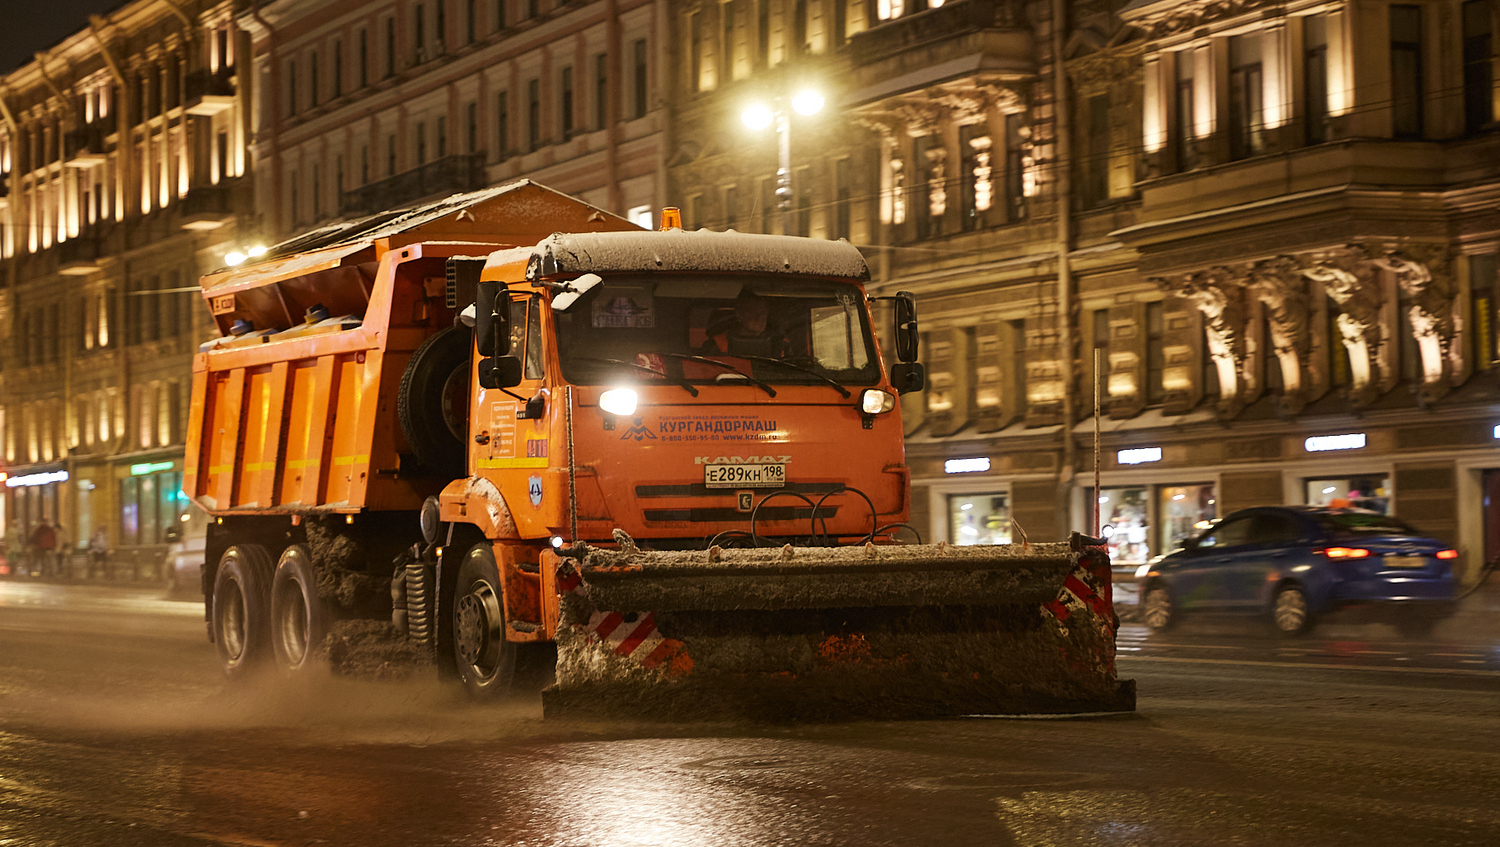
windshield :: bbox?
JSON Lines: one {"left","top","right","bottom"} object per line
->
{"left": 1313, "top": 511, "right": 1425, "bottom": 538}
{"left": 554, "top": 274, "right": 880, "bottom": 387}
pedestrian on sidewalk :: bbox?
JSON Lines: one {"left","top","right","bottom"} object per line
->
{"left": 31, "top": 520, "right": 57, "bottom": 578}
{"left": 88, "top": 526, "right": 111, "bottom": 579}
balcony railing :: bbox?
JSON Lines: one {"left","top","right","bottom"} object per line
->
{"left": 185, "top": 69, "right": 236, "bottom": 116}
{"left": 64, "top": 125, "right": 110, "bottom": 167}
{"left": 57, "top": 236, "right": 105, "bottom": 274}
{"left": 180, "top": 177, "right": 248, "bottom": 230}
{"left": 339, "top": 153, "right": 486, "bottom": 217}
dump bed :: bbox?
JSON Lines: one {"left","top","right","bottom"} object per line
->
{"left": 183, "top": 181, "right": 637, "bottom": 515}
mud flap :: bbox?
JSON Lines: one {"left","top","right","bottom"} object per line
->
{"left": 542, "top": 534, "right": 1136, "bottom": 722}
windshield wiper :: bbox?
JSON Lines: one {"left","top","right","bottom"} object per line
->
{"left": 567, "top": 356, "right": 699, "bottom": 397}
{"left": 658, "top": 353, "right": 777, "bottom": 397}
{"left": 733, "top": 355, "right": 851, "bottom": 398}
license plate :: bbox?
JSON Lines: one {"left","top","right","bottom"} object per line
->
{"left": 1384, "top": 555, "right": 1428, "bottom": 568}
{"left": 704, "top": 463, "right": 785, "bottom": 489}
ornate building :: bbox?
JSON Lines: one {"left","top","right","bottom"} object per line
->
{"left": 0, "top": 0, "right": 252, "bottom": 569}
{"left": 666, "top": 0, "right": 1499, "bottom": 580}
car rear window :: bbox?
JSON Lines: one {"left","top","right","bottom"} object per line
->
{"left": 1313, "top": 512, "right": 1424, "bottom": 538}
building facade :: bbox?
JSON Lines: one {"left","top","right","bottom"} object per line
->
{"left": 0, "top": 0, "right": 253, "bottom": 569}
{"left": 244, "top": 0, "right": 671, "bottom": 239}
{"left": 665, "top": 0, "right": 1499, "bottom": 582}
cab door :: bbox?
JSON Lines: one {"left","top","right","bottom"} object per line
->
{"left": 1169, "top": 515, "right": 1257, "bottom": 610}
{"left": 474, "top": 294, "right": 552, "bottom": 536}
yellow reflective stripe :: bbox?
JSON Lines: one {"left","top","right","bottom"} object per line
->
{"left": 208, "top": 465, "right": 232, "bottom": 475}
{"left": 477, "top": 457, "right": 549, "bottom": 469}
{"left": 332, "top": 454, "right": 369, "bottom": 466}
{"left": 245, "top": 462, "right": 276, "bottom": 471}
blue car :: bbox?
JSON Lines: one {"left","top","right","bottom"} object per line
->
{"left": 1136, "top": 506, "right": 1458, "bottom": 637}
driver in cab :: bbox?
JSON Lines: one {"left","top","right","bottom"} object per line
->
{"left": 701, "top": 295, "right": 782, "bottom": 357}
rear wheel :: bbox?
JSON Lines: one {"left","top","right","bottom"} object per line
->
{"left": 1142, "top": 585, "right": 1176, "bottom": 631}
{"left": 271, "top": 545, "right": 329, "bottom": 673}
{"left": 1272, "top": 585, "right": 1314, "bottom": 636}
{"left": 212, "top": 545, "right": 274, "bottom": 680}
{"left": 451, "top": 543, "right": 516, "bottom": 699}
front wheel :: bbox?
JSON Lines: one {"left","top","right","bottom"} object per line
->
{"left": 271, "top": 545, "right": 329, "bottom": 673}
{"left": 1142, "top": 585, "right": 1176, "bottom": 632}
{"left": 450, "top": 543, "right": 516, "bottom": 699}
{"left": 1272, "top": 585, "right": 1314, "bottom": 637}
{"left": 212, "top": 545, "right": 274, "bottom": 680}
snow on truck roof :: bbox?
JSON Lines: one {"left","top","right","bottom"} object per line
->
{"left": 520, "top": 228, "right": 870, "bottom": 280}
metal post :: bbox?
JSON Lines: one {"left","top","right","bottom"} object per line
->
{"left": 1093, "top": 347, "right": 1102, "bottom": 538}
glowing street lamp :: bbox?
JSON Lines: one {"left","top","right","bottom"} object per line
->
{"left": 741, "top": 88, "right": 824, "bottom": 233}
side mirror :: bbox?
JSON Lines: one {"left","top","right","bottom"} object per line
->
{"left": 889, "top": 362, "right": 925, "bottom": 395}
{"left": 474, "top": 281, "right": 511, "bottom": 357}
{"left": 892, "top": 290, "right": 919, "bottom": 363}
{"left": 521, "top": 390, "right": 546, "bottom": 420}
{"left": 478, "top": 355, "right": 524, "bottom": 390}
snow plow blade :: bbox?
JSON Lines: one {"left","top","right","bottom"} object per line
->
{"left": 542, "top": 533, "right": 1135, "bottom": 722}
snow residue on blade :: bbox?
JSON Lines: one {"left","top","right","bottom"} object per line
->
{"left": 538, "top": 229, "right": 869, "bottom": 279}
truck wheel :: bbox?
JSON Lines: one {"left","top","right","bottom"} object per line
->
{"left": 451, "top": 543, "right": 515, "bottom": 699}
{"left": 398, "top": 326, "right": 472, "bottom": 478}
{"left": 271, "top": 545, "right": 328, "bottom": 673}
{"left": 212, "top": 545, "right": 274, "bottom": 680}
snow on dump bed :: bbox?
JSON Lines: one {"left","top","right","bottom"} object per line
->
{"left": 533, "top": 228, "right": 869, "bottom": 279}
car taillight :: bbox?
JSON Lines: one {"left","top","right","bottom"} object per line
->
{"left": 1321, "top": 547, "right": 1371, "bottom": 559}
{"left": 1436, "top": 549, "right": 1458, "bottom": 560}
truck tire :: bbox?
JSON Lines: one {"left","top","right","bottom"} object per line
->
{"left": 271, "top": 545, "right": 328, "bottom": 674}
{"left": 398, "top": 326, "right": 472, "bottom": 478}
{"left": 451, "top": 542, "right": 516, "bottom": 699}
{"left": 212, "top": 544, "right": 274, "bottom": 681}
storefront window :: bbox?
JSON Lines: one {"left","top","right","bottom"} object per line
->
{"left": 1099, "top": 486, "right": 1150, "bottom": 565}
{"left": 120, "top": 477, "right": 140, "bottom": 545}
{"left": 949, "top": 493, "right": 1012, "bottom": 545}
{"left": 1159, "top": 484, "right": 1216, "bottom": 551}
{"left": 1306, "top": 475, "right": 1390, "bottom": 514}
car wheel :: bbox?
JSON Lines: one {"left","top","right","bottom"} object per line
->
{"left": 450, "top": 543, "right": 516, "bottom": 699}
{"left": 212, "top": 545, "right": 274, "bottom": 680}
{"left": 1142, "top": 585, "right": 1176, "bottom": 631}
{"left": 271, "top": 545, "right": 329, "bottom": 673}
{"left": 1272, "top": 585, "right": 1314, "bottom": 637}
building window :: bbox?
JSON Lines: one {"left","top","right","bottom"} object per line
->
{"left": 560, "top": 65, "right": 574, "bottom": 138}
{"left": 385, "top": 18, "right": 397, "bottom": 78}
{"left": 466, "top": 102, "right": 478, "bottom": 153}
{"left": 333, "top": 40, "right": 343, "bottom": 97}
{"left": 913, "top": 134, "right": 943, "bottom": 240}
{"left": 958, "top": 124, "right": 988, "bottom": 229}
{"left": 950, "top": 493, "right": 1011, "bottom": 545}
{"left": 1304, "top": 15, "right": 1330, "bottom": 144}
{"left": 1010, "top": 318, "right": 1028, "bottom": 416}
{"left": 756, "top": 0, "right": 770, "bottom": 68}
{"left": 1306, "top": 475, "right": 1390, "bottom": 513}
{"left": 415, "top": 3, "right": 427, "bottom": 61}
{"left": 1147, "top": 301, "right": 1165, "bottom": 404}
{"left": 359, "top": 30, "right": 369, "bottom": 88}
{"left": 877, "top": 0, "right": 905, "bottom": 22}
{"left": 309, "top": 51, "right": 319, "bottom": 107}
{"left": 1471, "top": 253, "right": 1499, "bottom": 371}
{"left": 495, "top": 0, "right": 507, "bottom": 31}
{"left": 690, "top": 11, "right": 704, "bottom": 92}
{"left": 387, "top": 134, "right": 397, "bottom": 176}
{"left": 527, "top": 0, "right": 538, "bottom": 20}
{"left": 1390, "top": 5, "right": 1424, "bottom": 138}
{"left": 723, "top": 184, "right": 739, "bottom": 228}
{"left": 1004, "top": 113, "right": 1025, "bottom": 221}
{"left": 632, "top": 39, "right": 648, "bottom": 119}
{"left": 833, "top": 157, "right": 852, "bottom": 240}
{"left": 437, "top": 116, "right": 447, "bottom": 158}
{"left": 497, "top": 90, "right": 510, "bottom": 157}
{"left": 467, "top": 0, "right": 478, "bottom": 44}
{"left": 1174, "top": 52, "right": 1197, "bottom": 170}
{"left": 527, "top": 78, "right": 541, "bottom": 151}
{"left": 416, "top": 122, "right": 428, "bottom": 165}
{"left": 287, "top": 60, "right": 298, "bottom": 116}
{"left": 722, "top": 1, "right": 737, "bottom": 83}
{"left": 1082, "top": 94, "right": 1110, "bottom": 206}
{"left": 594, "top": 52, "right": 608, "bottom": 130}
{"left": 793, "top": 0, "right": 808, "bottom": 57}
{"left": 1228, "top": 33, "right": 1265, "bottom": 160}
{"left": 1463, "top": 0, "right": 1495, "bottom": 133}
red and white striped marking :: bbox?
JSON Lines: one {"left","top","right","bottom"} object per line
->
{"left": 583, "top": 610, "right": 685, "bottom": 671}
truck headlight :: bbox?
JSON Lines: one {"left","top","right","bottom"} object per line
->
{"left": 599, "top": 388, "right": 638, "bottom": 417}
{"left": 860, "top": 389, "right": 895, "bottom": 415}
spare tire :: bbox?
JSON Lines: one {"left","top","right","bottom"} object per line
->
{"left": 398, "top": 325, "right": 473, "bottom": 478}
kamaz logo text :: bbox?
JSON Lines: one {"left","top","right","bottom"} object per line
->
{"left": 695, "top": 455, "right": 790, "bottom": 464}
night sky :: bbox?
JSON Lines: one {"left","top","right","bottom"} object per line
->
{"left": 1, "top": 0, "right": 131, "bottom": 76}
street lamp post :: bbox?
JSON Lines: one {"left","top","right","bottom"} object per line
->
{"left": 742, "top": 89, "right": 824, "bottom": 235}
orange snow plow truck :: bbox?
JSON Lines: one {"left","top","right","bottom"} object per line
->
{"left": 184, "top": 181, "right": 1134, "bottom": 721}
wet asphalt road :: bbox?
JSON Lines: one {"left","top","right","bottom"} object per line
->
{"left": 2, "top": 581, "right": 1498, "bottom": 846}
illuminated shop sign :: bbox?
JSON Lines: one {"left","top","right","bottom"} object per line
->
{"left": 1116, "top": 447, "right": 1162, "bottom": 465}
{"left": 1494, "top": 424, "right": 1499, "bottom": 439}
{"left": 130, "top": 461, "right": 176, "bottom": 476}
{"left": 1304, "top": 433, "right": 1366, "bottom": 452}
{"left": 944, "top": 457, "right": 991, "bottom": 474}
{"left": 4, "top": 470, "right": 70, "bottom": 488}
